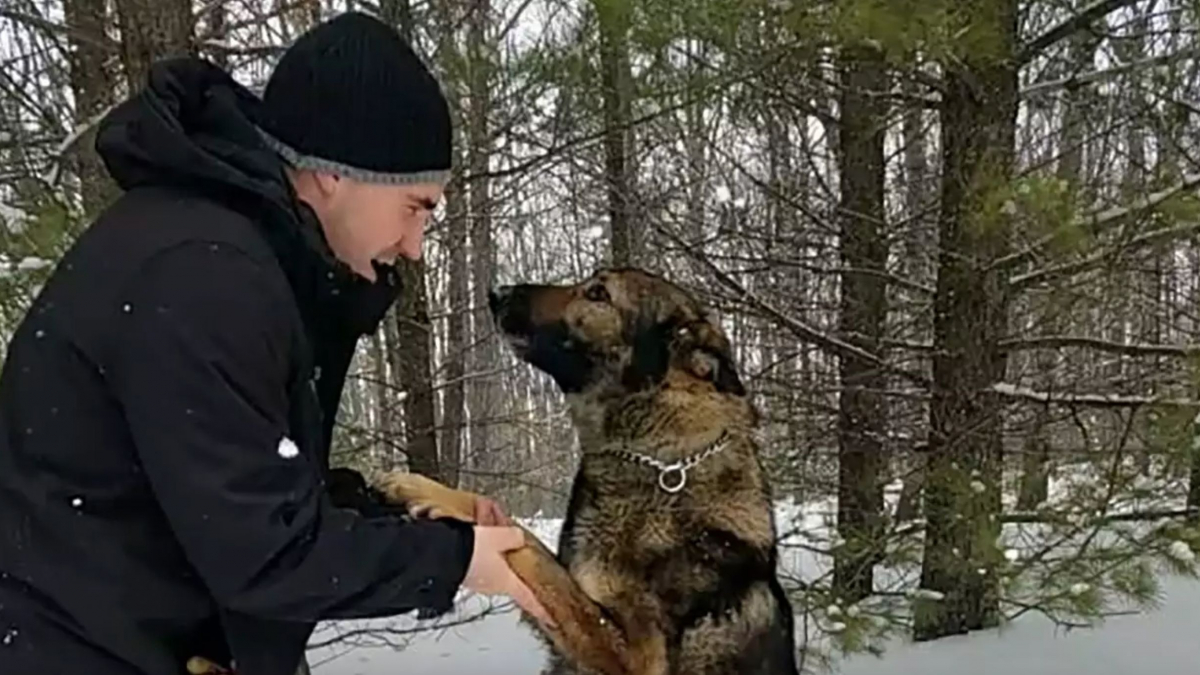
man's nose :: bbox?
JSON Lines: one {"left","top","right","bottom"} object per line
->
{"left": 399, "top": 221, "right": 426, "bottom": 261}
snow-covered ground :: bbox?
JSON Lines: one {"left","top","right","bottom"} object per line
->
{"left": 307, "top": 501, "right": 1200, "bottom": 674}
{"left": 310, "top": 577, "right": 1200, "bottom": 675}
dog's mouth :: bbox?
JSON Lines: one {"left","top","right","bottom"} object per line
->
{"left": 487, "top": 285, "right": 535, "bottom": 351}
{"left": 488, "top": 284, "right": 597, "bottom": 393}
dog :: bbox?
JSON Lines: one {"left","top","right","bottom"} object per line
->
{"left": 376, "top": 267, "right": 799, "bottom": 674}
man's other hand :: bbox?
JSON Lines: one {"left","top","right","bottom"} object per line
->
{"left": 472, "top": 496, "right": 512, "bottom": 526}
{"left": 463, "top": 526, "right": 557, "bottom": 629}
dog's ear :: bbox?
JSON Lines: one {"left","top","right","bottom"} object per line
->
{"left": 695, "top": 348, "right": 747, "bottom": 395}
{"left": 675, "top": 321, "right": 746, "bottom": 396}
{"left": 622, "top": 316, "right": 675, "bottom": 390}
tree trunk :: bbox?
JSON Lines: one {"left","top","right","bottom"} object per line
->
{"left": 433, "top": 0, "right": 466, "bottom": 490}
{"left": 380, "top": 0, "right": 443, "bottom": 483}
{"left": 443, "top": 173, "right": 468, "bottom": 489}
{"left": 1018, "top": 16, "right": 1098, "bottom": 510}
{"left": 833, "top": 42, "right": 888, "bottom": 604}
{"left": 914, "top": 0, "right": 1018, "bottom": 641}
{"left": 467, "top": 0, "right": 499, "bottom": 492}
{"left": 369, "top": 330, "right": 390, "bottom": 465}
{"left": 64, "top": 0, "right": 118, "bottom": 219}
{"left": 206, "top": 1, "right": 229, "bottom": 70}
{"left": 595, "top": 0, "right": 635, "bottom": 266}
{"left": 894, "top": 75, "right": 932, "bottom": 523}
{"left": 114, "top": 0, "right": 193, "bottom": 91}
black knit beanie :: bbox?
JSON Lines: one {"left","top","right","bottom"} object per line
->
{"left": 257, "top": 11, "right": 451, "bottom": 185}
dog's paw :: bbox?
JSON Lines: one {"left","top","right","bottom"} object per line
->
{"left": 186, "top": 657, "right": 232, "bottom": 674}
{"left": 372, "top": 471, "right": 476, "bottom": 522}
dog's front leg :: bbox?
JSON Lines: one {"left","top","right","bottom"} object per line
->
{"left": 373, "top": 471, "right": 638, "bottom": 675}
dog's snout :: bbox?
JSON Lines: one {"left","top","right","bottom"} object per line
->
{"left": 488, "top": 285, "right": 515, "bottom": 315}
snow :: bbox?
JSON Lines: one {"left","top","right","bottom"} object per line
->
{"left": 827, "top": 575, "right": 1200, "bottom": 675}
{"left": 298, "top": 491, "right": 1200, "bottom": 674}
{"left": 0, "top": 202, "right": 27, "bottom": 231}
{"left": 0, "top": 256, "right": 53, "bottom": 277}
{"left": 1167, "top": 540, "right": 1195, "bottom": 563}
{"left": 991, "top": 381, "right": 1198, "bottom": 407}
{"left": 17, "top": 257, "right": 49, "bottom": 271}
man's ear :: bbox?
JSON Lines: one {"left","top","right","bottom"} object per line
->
{"left": 314, "top": 171, "right": 341, "bottom": 196}
{"left": 622, "top": 317, "right": 675, "bottom": 390}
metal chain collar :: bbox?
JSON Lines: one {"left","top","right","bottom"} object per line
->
{"left": 599, "top": 431, "right": 733, "bottom": 494}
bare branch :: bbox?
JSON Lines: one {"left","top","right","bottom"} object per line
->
{"left": 1018, "top": 0, "right": 1142, "bottom": 64}
{"left": 1002, "top": 508, "right": 1199, "bottom": 524}
{"left": 651, "top": 222, "right": 931, "bottom": 390}
{"left": 1021, "top": 48, "right": 1200, "bottom": 99}
{"left": 198, "top": 39, "right": 287, "bottom": 59}
{"left": 999, "top": 335, "right": 1200, "bottom": 357}
{"left": 0, "top": 7, "right": 118, "bottom": 53}
{"left": 40, "top": 103, "right": 118, "bottom": 189}
{"left": 992, "top": 383, "right": 1200, "bottom": 409}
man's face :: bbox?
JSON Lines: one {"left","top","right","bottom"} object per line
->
{"left": 308, "top": 173, "right": 444, "bottom": 281}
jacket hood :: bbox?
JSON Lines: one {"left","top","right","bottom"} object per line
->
{"left": 94, "top": 56, "right": 401, "bottom": 338}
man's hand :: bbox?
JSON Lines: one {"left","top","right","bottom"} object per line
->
{"left": 473, "top": 495, "right": 512, "bottom": 526}
{"left": 463, "top": 525, "right": 557, "bottom": 629}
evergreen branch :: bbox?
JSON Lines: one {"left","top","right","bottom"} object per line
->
{"left": 993, "top": 170, "right": 1200, "bottom": 273}
{"left": 1010, "top": 220, "right": 1200, "bottom": 290}
{"left": 1018, "top": 0, "right": 1142, "bottom": 64}
{"left": 1003, "top": 598, "right": 1140, "bottom": 629}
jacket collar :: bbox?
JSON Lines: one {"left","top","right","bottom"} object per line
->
{"left": 94, "top": 56, "right": 401, "bottom": 339}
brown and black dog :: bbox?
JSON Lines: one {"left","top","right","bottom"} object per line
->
{"left": 376, "top": 267, "right": 799, "bottom": 675}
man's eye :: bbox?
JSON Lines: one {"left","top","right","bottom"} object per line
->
{"left": 584, "top": 285, "right": 610, "bottom": 302}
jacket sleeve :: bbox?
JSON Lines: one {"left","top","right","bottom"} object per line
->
{"left": 106, "top": 241, "right": 474, "bottom": 622}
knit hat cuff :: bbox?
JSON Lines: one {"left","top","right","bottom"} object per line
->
{"left": 257, "top": 127, "right": 451, "bottom": 186}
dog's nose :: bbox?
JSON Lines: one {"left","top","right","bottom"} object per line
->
{"left": 488, "top": 285, "right": 514, "bottom": 315}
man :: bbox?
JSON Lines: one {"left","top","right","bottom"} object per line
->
{"left": 0, "top": 11, "right": 548, "bottom": 675}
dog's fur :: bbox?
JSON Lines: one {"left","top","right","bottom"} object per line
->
{"left": 375, "top": 267, "right": 799, "bottom": 675}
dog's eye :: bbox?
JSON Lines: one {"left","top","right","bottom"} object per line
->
{"left": 584, "top": 285, "right": 610, "bottom": 303}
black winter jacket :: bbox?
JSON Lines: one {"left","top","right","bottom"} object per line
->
{"left": 0, "top": 57, "right": 474, "bottom": 675}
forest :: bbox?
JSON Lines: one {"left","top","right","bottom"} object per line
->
{"left": 1, "top": 0, "right": 1199, "bottom": 670}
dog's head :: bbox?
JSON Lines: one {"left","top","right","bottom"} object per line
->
{"left": 487, "top": 268, "right": 745, "bottom": 400}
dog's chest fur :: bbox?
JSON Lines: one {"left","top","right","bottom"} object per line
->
{"left": 556, "top": 447, "right": 780, "bottom": 644}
